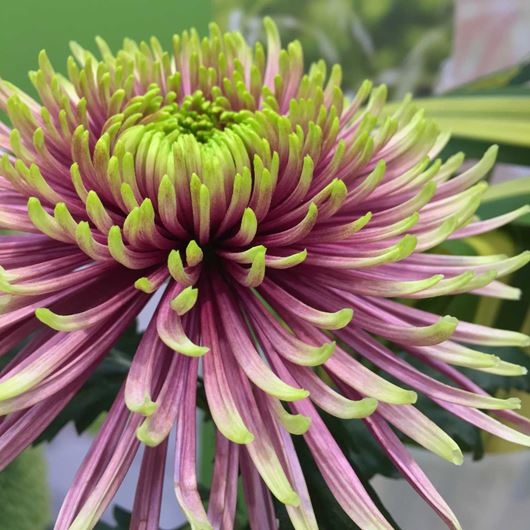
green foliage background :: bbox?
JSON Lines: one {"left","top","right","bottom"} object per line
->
{"left": 214, "top": 0, "right": 453, "bottom": 97}
{"left": 0, "top": 447, "right": 50, "bottom": 530}
{"left": 0, "top": 0, "right": 212, "bottom": 93}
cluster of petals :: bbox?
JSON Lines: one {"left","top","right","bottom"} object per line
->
{"left": 0, "top": 18, "right": 529, "bottom": 530}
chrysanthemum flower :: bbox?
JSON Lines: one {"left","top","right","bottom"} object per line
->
{"left": 0, "top": 18, "right": 529, "bottom": 530}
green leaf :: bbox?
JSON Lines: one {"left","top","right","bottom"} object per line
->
{"left": 415, "top": 96, "right": 530, "bottom": 147}
{"left": 384, "top": 59, "right": 530, "bottom": 166}
{"left": 445, "top": 59, "right": 530, "bottom": 94}
{"left": 0, "top": 447, "right": 51, "bottom": 530}
{"left": 386, "top": 93, "right": 530, "bottom": 148}
{"left": 323, "top": 413, "right": 400, "bottom": 480}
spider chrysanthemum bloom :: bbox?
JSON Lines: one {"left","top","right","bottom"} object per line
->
{"left": 0, "top": 18, "right": 530, "bottom": 530}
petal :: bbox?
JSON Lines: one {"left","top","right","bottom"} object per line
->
{"left": 207, "top": 432, "right": 240, "bottom": 530}
{"left": 173, "top": 358, "right": 212, "bottom": 529}
{"left": 130, "top": 441, "right": 168, "bottom": 530}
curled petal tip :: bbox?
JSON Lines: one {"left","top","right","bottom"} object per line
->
{"left": 134, "top": 277, "right": 156, "bottom": 293}
{"left": 283, "top": 413, "right": 312, "bottom": 435}
{"left": 237, "top": 431, "right": 255, "bottom": 445}
{"left": 35, "top": 307, "right": 85, "bottom": 332}
{"left": 166, "top": 339, "right": 208, "bottom": 357}
{"left": 136, "top": 421, "right": 164, "bottom": 448}
{"left": 35, "top": 307, "right": 57, "bottom": 329}
{"left": 520, "top": 335, "right": 530, "bottom": 347}
{"left": 282, "top": 490, "right": 301, "bottom": 508}
{"left": 405, "top": 391, "right": 418, "bottom": 405}
{"left": 278, "top": 386, "right": 310, "bottom": 403}
{"left": 313, "top": 341, "right": 336, "bottom": 365}
{"left": 506, "top": 398, "right": 522, "bottom": 410}
{"left": 170, "top": 286, "right": 199, "bottom": 315}
{"left": 485, "top": 143, "right": 499, "bottom": 160}
{"left": 125, "top": 396, "right": 158, "bottom": 417}
{"left": 356, "top": 397, "right": 379, "bottom": 418}
{"left": 327, "top": 307, "right": 353, "bottom": 330}
{"left": 451, "top": 449, "right": 464, "bottom": 466}
{"left": 186, "top": 240, "right": 203, "bottom": 267}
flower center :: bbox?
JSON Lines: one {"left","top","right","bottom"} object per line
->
{"left": 140, "top": 90, "right": 248, "bottom": 144}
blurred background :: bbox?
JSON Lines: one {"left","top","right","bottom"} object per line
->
{"left": 1, "top": 0, "right": 530, "bottom": 529}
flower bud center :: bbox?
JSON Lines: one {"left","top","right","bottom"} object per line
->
{"left": 143, "top": 90, "right": 246, "bottom": 143}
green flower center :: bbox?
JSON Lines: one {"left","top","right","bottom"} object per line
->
{"left": 142, "top": 90, "right": 248, "bottom": 144}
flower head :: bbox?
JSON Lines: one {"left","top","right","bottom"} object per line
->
{"left": 0, "top": 19, "right": 529, "bottom": 530}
